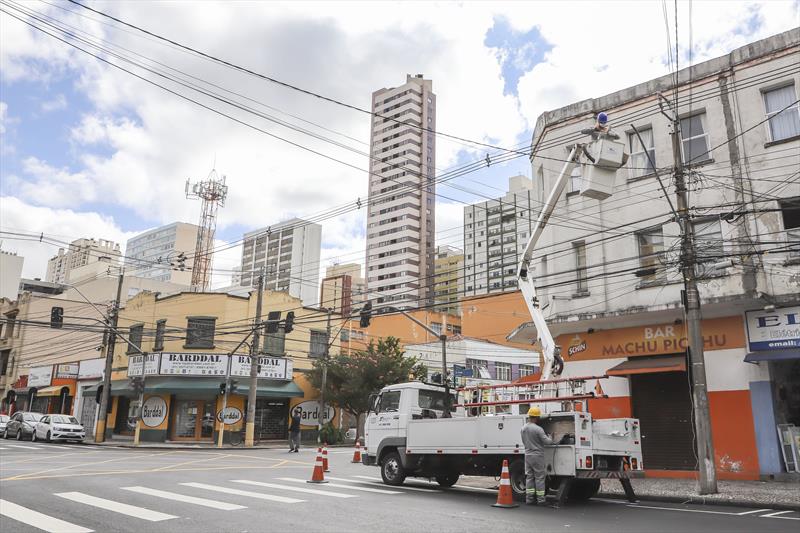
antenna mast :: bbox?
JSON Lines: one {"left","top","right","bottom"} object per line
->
{"left": 186, "top": 169, "right": 228, "bottom": 291}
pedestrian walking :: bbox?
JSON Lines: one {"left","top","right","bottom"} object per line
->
{"left": 289, "top": 406, "right": 302, "bottom": 452}
{"left": 520, "top": 406, "right": 553, "bottom": 505}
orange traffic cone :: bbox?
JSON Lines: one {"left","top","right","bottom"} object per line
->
{"left": 352, "top": 441, "right": 362, "bottom": 463}
{"left": 322, "top": 444, "right": 330, "bottom": 472}
{"left": 307, "top": 447, "right": 328, "bottom": 484}
{"left": 492, "top": 459, "right": 519, "bottom": 508}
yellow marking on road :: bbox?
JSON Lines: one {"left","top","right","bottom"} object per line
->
{"left": 0, "top": 463, "right": 310, "bottom": 482}
{"left": 153, "top": 454, "right": 227, "bottom": 471}
{"left": 3, "top": 451, "right": 176, "bottom": 481}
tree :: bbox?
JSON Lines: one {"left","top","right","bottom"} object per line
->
{"left": 308, "top": 336, "right": 426, "bottom": 442}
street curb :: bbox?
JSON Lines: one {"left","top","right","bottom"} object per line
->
{"left": 598, "top": 491, "right": 800, "bottom": 512}
{"left": 81, "top": 442, "right": 355, "bottom": 450}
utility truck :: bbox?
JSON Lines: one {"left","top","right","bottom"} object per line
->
{"left": 363, "top": 117, "right": 643, "bottom": 504}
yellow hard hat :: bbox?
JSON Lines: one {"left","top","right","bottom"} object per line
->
{"left": 527, "top": 407, "right": 541, "bottom": 417}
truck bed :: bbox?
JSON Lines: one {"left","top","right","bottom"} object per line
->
{"left": 406, "top": 415, "right": 527, "bottom": 454}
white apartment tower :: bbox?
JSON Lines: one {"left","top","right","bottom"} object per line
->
{"left": 366, "top": 74, "right": 436, "bottom": 311}
{"left": 46, "top": 238, "right": 121, "bottom": 284}
{"left": 239, "top": 218, "right": 322, "bottom": 306}
{"left": 125, "top": 222, "right": 199, "bottom": 286}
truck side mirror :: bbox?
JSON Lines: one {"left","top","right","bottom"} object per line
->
{"left": 368, "top": 393, "right": 378, "bottom": 414}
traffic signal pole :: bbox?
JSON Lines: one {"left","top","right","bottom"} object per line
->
{"left": 318, "top": 308, "right": 332, "bottom": 443}
{"left": 95, "top": 269, "right": 124, "bottom": 443}
{"left": 217, "top": 358, "right": 231, "bottom": 448}
{"left": 244, "top": 268, "right": 264, "bottom": 447}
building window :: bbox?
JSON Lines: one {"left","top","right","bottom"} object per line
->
{"left": 453, "top": 325, "right": 462, "bottom": 335}
{"left": 309, "top": 330, "right": 328, "bottom": 358}
{"left": 628, "top": 127, "right": 656, "bottom": 178}
{"left": 495, "top": 362, "right": 511, "bottom": 381}
{"left": 185, "top": 317, "right": 216, "bottom": 348}
{"left": 569, "top": 165, "right": 582, "bottom": 193}
{"left": 519, "top": 364, "right": 536, "bottom": 377}
{"left": 127, "top": 325, "right": 143, "bottom": 354}
{"left": 0, "top": 349, "right": 9, "bottom": 376}
{"left": 430, "top": 322, "right": 442, "bottom": 335}
{"left": 263, "top": 326, "right": 286, "bottom": 355}
{"left": 153, "top": 320, "right": 166, "bottom": 351}
{"left": 469, "top": 359, "right": 488, "bottom": 376}
{"left": 763, "top": 85, "right": 800, "bottom": 142}
{"left": 636, "top": 227, "right": 665, "bottom": 282}
{"left": 779, "top": 197, "right": 800, "bottom": 259}
{"left": 680, "top": 113, "right": 711, "bottom": 164}
{"left": 692, "top": 219, "right": 724, "bottom": 276}
{"left": 573, "top": 241, "right": 588, "bottom": 294}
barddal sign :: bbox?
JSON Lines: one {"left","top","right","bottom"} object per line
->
{"left": 295, "top": 400, "right": 334, "bottom": 428}
{"left": 230, "top": 355, "right": 292, "bottom": 380}
{"left": 141, "top": 396, "right": 167, "bottom": 427}
{"left": 127, "top": 354, "right": 161, "bottom": 377}
{"left": 217, "top": 406, "right": 243, "bottom": 425}
{"left": 745, "top": 305, "right": 799, "bottom": 351}
{"left": 160, "top": 353, "right": 227, "bottom": 376}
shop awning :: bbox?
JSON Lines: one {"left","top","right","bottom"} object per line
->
{"left": 237, "top": 380, "right": 304, "bottom": 398}
{"left": 744, "top": 349, "right": 800, "bottom": 363}
{"left": 35, "top": 384, "right": 76, "bottom": 397}
{"left": 82, "top": 381, "right": 129, "bottom": 395}
{"left": 606, "top": 356, "right": 686, "bottom": 376}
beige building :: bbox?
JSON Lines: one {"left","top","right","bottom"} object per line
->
{"left": 46, "top": 238, "right": 121, "bottom": 284}
{"left": 125, "top": 222, "right": 199, "bottom": 286}
{"left": 319, "top": 263, "right": 366, "bottom": 316}
{"left": 433, "top": 245, "right": 463, "bottom": 315}
{"left": 0, "top": 251, "right": 24, "bottom": 300}
{"left": 366, "top": 74, "right": 437, "bottom": 311}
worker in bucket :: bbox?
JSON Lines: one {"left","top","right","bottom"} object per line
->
{"left": 521, "top": 406, "right": 553, "bottom": 505}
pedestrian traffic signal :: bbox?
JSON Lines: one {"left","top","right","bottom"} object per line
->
{"left": 359, "top": 302, "right": 372, "bottom": 328}
{"left": 50, "top": 306, "right": 64, "bottom": 328}
{"left": 284, "top": 311, "right": 295, "bottom": 334}
{"left": 130, "top": 378, "right": 144, "bottom": 395}
{"left": 265, "top": 311, "right": 281, "bottom": 334}
{"left": 219, "top": 382, "right": 227, "bottom": 395}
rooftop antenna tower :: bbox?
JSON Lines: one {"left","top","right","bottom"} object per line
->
{"left": 186, "top": 168, "right": 228, "bottom": 291}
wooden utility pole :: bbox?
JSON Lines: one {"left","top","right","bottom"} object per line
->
{"left": 244, "top": 268, "right": 264, "bottom": 447}
{"left": 95, "top": 269, "right": 124, "bottom": 443}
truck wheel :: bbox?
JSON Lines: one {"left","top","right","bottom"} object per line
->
{"left": 569, "top": 479, "right": 601, "bottom": 501}
{"left": 508, "top": 459, "right": 526, "bottom": 502}
{"left": 380, "top": 451, "right": 406, "bottom": 486}
{"left": 435, "top": 471, "right": 459, "bottom": 488}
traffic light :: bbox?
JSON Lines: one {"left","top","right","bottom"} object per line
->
{"left": 50, "top": 306, "right": 64, "bottom": 329}
{"left": 230, "top": 380, "right": 239, "bottom": 394}
{"left": 265, "top": 311, "right": 281, "bottom": 334}
{"left": 359, "top": 302, "right": 373, "bottom": 328}
{"left": 284, "top": 311, "right": 295, "bottom": 334}
{"left": 219, "top": 382, "right": 227, "bottom": 395}
{"left": 130, "top": 378, "right": 144, "bottom": 395}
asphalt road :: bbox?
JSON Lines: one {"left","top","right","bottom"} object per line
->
{"left": 1, "top": 441, "right": 797, "bottom": 533}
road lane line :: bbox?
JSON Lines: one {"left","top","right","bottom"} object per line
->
{"left": 121, "top": 486, "right": 247, "bottom": 510}
{"left": 6, "top": 444, "right": 43, "bottom": 450}
{"left": 179, "top": 482, "right": 304, "bottom": 504}
{"left": 736, "top": 508, "right": 772, "bottom": 515}
{"left": 0, "top": 499, "right": 93, "bottom": 533}
{"left": 326, "top": 477, "right": 441, "bottom": 493}
{"left": 627, "top": 504, "right": 740, "bottom": 516}
{"left": 278, "top": 477, "right": 402, "bottom": 494}
{"left": 55, "top": 492, "right": 177, "bottom": 521}
{"left": 232, "top": 480, "right": 358, "bottom": 498}
{"left": 352, "top": 476, "right": 497, "bottom": 495}
{"left": 761, "top": 510, "right": 799, "bottom": 520}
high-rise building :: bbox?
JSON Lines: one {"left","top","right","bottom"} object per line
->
{"left": 463, "top": 175, "right": 538, "bottom": 296}
{"left": 0, "top": 251, "right": 24, "bottom": 300}
{"left": 239, "top": 218, "right": 321, "bottom": 306}
{"left": 319, "top": 263, "right": 366, "bottom": 316}
{"left": 46, "top": 238, "right": 121, "bottom": 284}
{"left": 433, "top": 245, "right": 463, "bottom": 315}
{"left": 366, "top": 74, "right": 436, "bottom": 311}
{"left": 125, "top": 222, "right": 199, "bottom": 285}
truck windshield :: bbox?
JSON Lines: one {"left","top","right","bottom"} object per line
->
{"left": 418, "top": 389, "right": 454, "bottom": 412}
{"left": 378, "top": 391, "right": 401, "bottom": 412}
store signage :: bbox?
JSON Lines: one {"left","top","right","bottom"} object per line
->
{"left": 160, "top": 353, "right": 227, "bottom": 376}
{"left": 567, "top": 336, "right": 587, "bottom": 358}
{"left": 28, "top": 365, "right": 53, "bottom": 387}
{"left": 295, "top": 400, "right": 334, "bottom": 428}
{"left": 78, "top": 358, "right": 105, "bottom": 380}
{"left": 56, "top": 363, "right": 79, "bottom": 379}
{"left": 230, "top": 355, "right": 293, "bottom": 380}
{"left": 127, "top": 354, "right": 162, "bottom": 377}
{"left": 217, "top": 406, "right": 243, "bottom": 425}
{"left": 745, "top": 306, "right": 799, "bottom": 351}
{"left": 141, "top": 396, "right": 167, "bottom": 427}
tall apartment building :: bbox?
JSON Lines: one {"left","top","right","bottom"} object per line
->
{"left": 433, "top": 245, "right": 463, "bottom": 315}
{"left": 463, "top": 175, "right": 539, "bottom": 296}
{"left": 125, "top": 222, "right": 199, "bottom": 286}
{"left": 46, "top": 238, "right": 121, "bottom": 284}
{"left": 366, "top": 74, "right": 436, "bottom": 311}
{"left": 0, "top": 251, "right": 24, "bottom": 300}
{"left": 239, "top": 218, "right": 321, "bottom": 306}
{"left": 319, "top": 263, "right": 366, "bottom": 316}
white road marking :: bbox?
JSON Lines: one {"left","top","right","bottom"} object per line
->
{"left": 180, "top": 482, "right": 304, "bottom": 504}
{"left": 362, "top": 476, "right": 497, "bottom": 495}
{"left": 327, "top": 476, "right": 441, "bottom": 493}
{"left": 736, "top": 508, "right": 772, "bottom": 515}
{"left": 121, "top": 486, "right": 246, "bottom": 510}
{"left": 761, "top": 510, "right": 799, "bottom": 520}
{"left": 593, "top": 498, "right": 631, "bottom": 505}
{"left": 0, "top": 447, "right": 8, "bottom": 450}
{"left": 0, "top": 499, "right": 93, "bottom": 533}
{"left": 6, "top": 444, "right": 43, "bottom": 450}
{"left": 55, "top": 492, "right": 177, "bottom": 522}
{"left": 628, "top": 504, "right": 742, "bottom": 516}
{"left": 232, "top": 480, "right": 357, "bottom": 498}
{"left": 278, "top": 477, "right": 402, "bottom": 494}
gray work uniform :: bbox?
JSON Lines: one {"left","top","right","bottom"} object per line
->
{"left": 520, "top": 421, "right": 553, "bottom": 503}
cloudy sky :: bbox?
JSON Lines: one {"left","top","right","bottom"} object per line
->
{"left": 1, "top": 0, "right": 797, "bottom": 287}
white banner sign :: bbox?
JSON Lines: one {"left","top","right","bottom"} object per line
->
{"left": 56, "top": 363, "right": 79, "bottom": 379}
{"left": 159, "top": 353, "right": 227, "bottom": 376}
{"left": 141, "top": 396, "right": 168, "bottom": 428}
{"left": 78, "top": 358, "right": 105, "bottom": 380}
{"left": 217, "top": 406, "right": 243, "bottom": 425}
{"left": 127, "top": 354, "right": 162, "bottom": 377}
{"left": 295, "top": 400, "right": 334, "bottom": 428}
{"left": 230, "top": 355, "right": 293, "bottom": 380}
{"left": 28, "top": 365, "right": 53, "bottom": 388}
{"left": 745, "top": 305, "right": 800, "bottom": 351}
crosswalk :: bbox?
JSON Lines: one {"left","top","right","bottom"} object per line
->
{"left": 0, "top": 475, "right": 423, "bottom": 532}
{"left": 1, "top": 443, "right": 87, "bottom": 452}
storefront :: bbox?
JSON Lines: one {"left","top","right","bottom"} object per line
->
{"left": 75, "top": 358, "right": 105, "bottom": 439}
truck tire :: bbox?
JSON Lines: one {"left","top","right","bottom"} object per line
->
{"left": 569, "top": 479, "right": 601, "bottom": 501}
{"left": 380, "top": 451, "right": 406, "bottom": 486}
{"left": 508, "top": 459, "right": 526, "bottom": 502}
{"left": 435, "top": 471, "right": 459, "bottom": 488}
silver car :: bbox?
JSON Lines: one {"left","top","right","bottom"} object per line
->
{"left": 33, "top": 414, "right": 86, "bottom": 443}
{"left": 4, "top": 411, "right": 43, "bottom": 440}
{"left": 0, "top": 414, "right": 9, "bottom": 434}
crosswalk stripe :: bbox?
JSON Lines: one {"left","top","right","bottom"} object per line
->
{"left": 326, "top": 477, "right": 441, "bottom": 493}
{"left": 55, "top": 492, "right": 177, "bottom": 522}
{"left": 0, "top": 498, "right": 94, "bottom": 533}
{"left": 0, "top": 446, "right": 8, "bottom": 450}
{"left": 121, "top": 486, "right": 247, "bottom": 510}
{"left": 6, "top": 444, "right": 43, "bottom": 450}
{"left": 180, "top": 482, "right": 304, "bottom": 504}
{"left": 278, "top": 477, "right": 402, "bottom": 494}
{"left": 351, "top": 475, "right": 497, "bottom": 494}
{"left": 232, "top": 480, "right": 358, "bottom": 498}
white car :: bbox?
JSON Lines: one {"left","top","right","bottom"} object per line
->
{"left": 0, "top": 414, "right": 9, "bottom": 435}
{"left": 33, "top": 414, "right": 86, "bottom": 443}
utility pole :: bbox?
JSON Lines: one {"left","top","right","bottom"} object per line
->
{"left": 95, "top": 268, "right": 124, "bottom": 443}
{"left": 318, "top": 308, "right": 332, "bottom": 443}
{"left": 244, "top": 268, "right": 264, "bottom": 447}
{"left": 667, "top": 109, "right": 718, "bottom": 494}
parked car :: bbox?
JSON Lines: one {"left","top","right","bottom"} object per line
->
{"left": 0, "top": 414, "right": 9, "bottom": 435}
{"left": 3, "top": 412, "right": 43, "bottom": 440}
{"left": 33, "top": 414, "right": 86, "bottom": 443}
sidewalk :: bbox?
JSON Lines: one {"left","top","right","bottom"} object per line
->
{"left": 83, "top": 438, "right": 353, "bottom": 450}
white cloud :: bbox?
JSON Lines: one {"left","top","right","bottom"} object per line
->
{"left": 40, "top": 94, "right": 67, "bottom": 113}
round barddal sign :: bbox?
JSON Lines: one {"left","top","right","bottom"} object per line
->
{"left": 217, "top": 406, "right": 243, "bottom": 425}
{"left": 141, "top": 396, "right": 168, "bottom": 428}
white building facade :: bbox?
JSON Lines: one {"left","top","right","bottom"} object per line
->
{"left": 0, "top": 251, "right": 24, "bottom": 300}
{"left": 125, "top": 222, "right": 198, "bottom": 285}
{"left": 46, "top": 238, "right": 121, "bottom": 284}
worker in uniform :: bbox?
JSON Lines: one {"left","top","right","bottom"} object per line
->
{"left": 521, "top": 406, "right": 553, "bottom": 505}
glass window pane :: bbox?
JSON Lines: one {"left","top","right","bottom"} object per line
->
{"left": 768, "top": 110, "right": 800, "bottom": 142}
{"left": 764, "top": 85, "right": 795, "bottom": 114}
{"left": 680, "top": 115, "right": 704, "bottom": 138}
{"left": 683, "top": 137, "right": 710, "bottom": 163}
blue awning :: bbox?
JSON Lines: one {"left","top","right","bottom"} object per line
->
{"left": 744, "top": 349, "right": 800, "bottom": 363}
